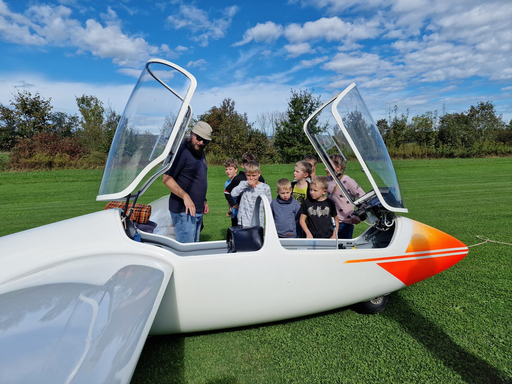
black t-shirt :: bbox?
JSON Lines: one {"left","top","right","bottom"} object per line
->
{"left": 300, "top": 197, "right": 337, "bottom": 238}
{"left": 165, "top": 139, "right": 208, "bottom": 213}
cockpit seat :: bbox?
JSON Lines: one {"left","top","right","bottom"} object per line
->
{"left": 226, "top": 226, "right": 264, "bottom": 253}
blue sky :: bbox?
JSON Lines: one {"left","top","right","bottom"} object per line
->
{"left": 1, "top": 0, "right": 511, "bottom": 127}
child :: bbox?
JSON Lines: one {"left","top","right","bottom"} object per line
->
{"left": 271, "top": 178, "right": 301, "bottom": 238}
{"left": 300, "top": 176, "right": 338, "bottom": 239}
{"left": 231, "top": 161, "right": 272, "bottom": 227}
{"left": 224, "top": 158, "right": 239, "bottom": 227}
{"left": 326, "top": 154, "right": 365, "bottom": 239}
{"left": 303, "top": 154, "right": 317, "bottom": 181}
{"left": 291, "top": 160, "right": 312, "bottom": 205}
{"left": 224, "top": 153, "right": 265, "bottom": 220}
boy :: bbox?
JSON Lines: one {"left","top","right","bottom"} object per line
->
{"left": 300, "top": 176, "right": 338, "bottom": 239}
{"left": 224, "top": 153, "right": 265, "bottom": 220}
{"left": 231, "top": 161, "right": 272, "bottom": 227}
{"left": 224, "top": 158, "right": 239, "bottom": 227}
{"left": 271, "top": 178, "right": 301, "bottom": 238}
{"left": 303, "top": 154, "right": 317, "bottom": 181}
{"left": 291, "top": 160, "right": 312, "bottom": 205}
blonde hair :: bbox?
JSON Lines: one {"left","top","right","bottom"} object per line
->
{"left": 244, "top": 160, "right": 260, "bottom": 174}
{"left": 329, "top": 154, "right": 346, "bottom": 175}
{"left": 224, "top": 158, "right": 238, "bottom": 168}
{"left": 277, "top": 178, "right": 292, "bottom": 191}
{"left": 295, "top": 160, "right": 312, "bottom": 176}
{"left": 310, "top": 175, "right": 329, "bottom": 190}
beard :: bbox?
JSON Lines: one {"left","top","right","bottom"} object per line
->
{"left": 187, "top": 138, "right": 204, "bottom": 158}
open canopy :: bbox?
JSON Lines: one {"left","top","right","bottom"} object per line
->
{"left": 97, "top": 59, "right": 196, "bottom": 201}
{"left": 97, "top": 60, "right": 405, "bottom": 214}
{"left": 304, "top": 83, "right": 407, "bottom": 213}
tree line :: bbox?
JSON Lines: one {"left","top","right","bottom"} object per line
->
{"left": 0, "top": 91, "right": 120, "bottom": 169}
{"left": 1, "top": 89, "right": 511, "bottom": 170}
{"left": 377, "top": 103, "right": 512, "bottom": 158}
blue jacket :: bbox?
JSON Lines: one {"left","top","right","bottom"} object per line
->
{"left": 271, "top": 196, "right": 301, "bottom": 238}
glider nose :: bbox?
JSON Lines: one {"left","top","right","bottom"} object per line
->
{"left": 378, "top": 220, "right": 468, "bottom": 286}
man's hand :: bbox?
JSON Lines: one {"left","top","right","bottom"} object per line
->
{"left": 204, "top": 201, "right": 210, "bottom": 214}
{"left": 184, "top": 195, "right": 196, "bottom": 216}
{"left": 163, "top": 174, "right": 197, "bottom": 216}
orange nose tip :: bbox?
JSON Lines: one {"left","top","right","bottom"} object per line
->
{"left": 378, "top": 220, "right": 468, "bottom": 286}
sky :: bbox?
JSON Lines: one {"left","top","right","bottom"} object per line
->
{"left": 1, "top": 0, "right": 511, "bottom": 128}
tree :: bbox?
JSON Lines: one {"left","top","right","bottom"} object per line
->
{"left": 0, "top": 91, "right": 54, "bottom": 150}
{"left": 256, "top": 110, "right": 287, "bottom": 138}
{"left": 75, "top": 95, "right": 120, "bottom": 153}
{"left": 384, "top": 112, "right": 408, "bottom": 148}
{"left": 273, "top": 89, "right": 322, "bottom": 163}
{"left": 408, "top": 111, "right": 438, "bottom": 148}
{"left": 0, "top": 104, "right": 17, "bottom": 151}
{"left": 467, "top": 101, "right": 506, "bottom": 143}
{"left": 437, "top": 102, "right": 505, "bottom": 149}
{"left": 376, "top": 119, "right": 389, "bottom": 137}
{"left": 102, "top": 106, "right": 121, "bottom": 153}
{"left": 50, "top": 112, "right": 80, "bottom": 138}
{"left": 197, "top": 98, "right": 272, "bottom": 162}
{"left": 437, "top": 112, "right": 473, "bottom": 148}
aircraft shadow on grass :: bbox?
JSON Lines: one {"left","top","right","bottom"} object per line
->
{"left": 383, "top": 293, "right": 509, "bottom": 384}
{"left": 132, "top": 295, "right": 509, "bottom": 384}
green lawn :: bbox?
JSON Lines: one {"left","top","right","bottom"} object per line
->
{"left": 1, "top": 158, "right": 511, "bottom": 383}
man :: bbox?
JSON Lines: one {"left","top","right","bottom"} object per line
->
{"left": 163, "top": 121, "right": 212, "bottom": 243}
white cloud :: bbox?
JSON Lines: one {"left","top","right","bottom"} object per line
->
{"left": 493, "top": 68, "right": 512, "bottom": 80}
{"left": 0, "top": 1, "right": 165, "bottom": 67}
{"left": 0, "top": 1, "right": 47, "bottom": 45}
{"left": 166, "top": 4, "right": 239, "bottom": 47}
{"left": 76, "top": 19, "right": 159, "bottom": 66}
{"left": 234, "top": 16, "right": 381, "bottom": 48}
{"left": 187, "top": 59, "right": 208, "bottom": 68}
{"left": 233, "top": 21, "right": 283, "bottom": 46}
{"left": 300, "top": 56, "right": 329, "bottom": 67}
{"left": 323, "top": 52, "right": 394, "bottom": 76}
{"left": 117, "top": 68, "right": 142, "bottom": 78}
{"left": 284, "top": 42, "right": 314, "bottom": 58}
{"left": 285, "top": 17, "right": 373, "bottom": 43}
{"left": 0, "top": 16, "right": 47, "bottom": 45}
{"left": 291, "top": 0, "right": 379, "bottom": 14}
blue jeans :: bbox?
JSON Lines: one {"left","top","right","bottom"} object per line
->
{"left": 338, "top": 223, "right": 354, "bottom": 239}
{"left": 171, "top": 212, "right": 203, "bottom": 243}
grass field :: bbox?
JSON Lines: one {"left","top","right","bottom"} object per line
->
{"left": 1, "top": 158, "right": 511, "bottom": 383}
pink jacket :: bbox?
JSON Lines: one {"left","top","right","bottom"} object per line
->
{"left": 327, "top": 175, "right": 365, "bottom": 224}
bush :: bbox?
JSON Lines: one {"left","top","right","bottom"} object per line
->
{"left": 387, "top": 143, "right": 437, "bottom": 159}
{"left": 0, "top": 152, "right": 8, "bottom": 171}
{"left": 8, "top": 132, "right": 85, "bottom": 170}
{"left": 387, "top": 142, "right": 512, "bottom": 159}
{"left": 76, "top": 151, "right": 108, "bottom": 168}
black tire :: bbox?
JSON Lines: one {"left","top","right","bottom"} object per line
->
{"left": 359, "top": 294, "right": 389, "bottom": 314}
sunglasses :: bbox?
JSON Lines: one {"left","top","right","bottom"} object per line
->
{"left": 194, "top": 133, "right": 211, "bottom": 144}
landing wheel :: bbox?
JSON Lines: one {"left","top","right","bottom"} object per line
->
{"left": 360, "top": 294, "right": 389, "bottom": 314}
